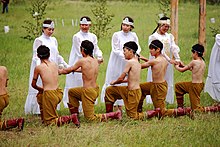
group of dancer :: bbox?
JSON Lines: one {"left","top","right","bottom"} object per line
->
{"left": 1, "top": 16, "right": 219, "bottom": 131}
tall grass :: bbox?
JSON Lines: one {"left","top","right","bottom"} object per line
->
{"left": 0, "top": 1, "right": 220, "bottom": 146}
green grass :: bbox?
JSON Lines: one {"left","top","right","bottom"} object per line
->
{"left": 0, "top": 1, "right": 220, "bottom": 146}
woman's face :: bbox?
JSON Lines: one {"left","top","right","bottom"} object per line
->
{"left": 121, "top": 24, "right": 131, "bottom": 33}
{"left": 158, "top": 24, "right": 170, "bottom": 35}
{"left": 43, "top": 27, "right": 54, "bottom": 37}
{"left": 80, "top": 24, "right": 90, "bottom": 33}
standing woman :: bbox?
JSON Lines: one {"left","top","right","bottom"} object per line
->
{"left": 63, "top": 16, "right": 103, "bottom": 111}
{"left": 25, "top": 19, "right": 68, "bottom": 115}
{"left": 101, "top": 16, "right": 141, "bottom": 111}
{"left": 146, "top": 16, "right": 181, "bottom": 104}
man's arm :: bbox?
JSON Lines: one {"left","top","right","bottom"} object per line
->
{"left": 141, "top": 60, "right": 155, "bottom": 69}
{"left": 110, "top": 62, "right": 131, "bottom": 85}
{"left": 31, "top": 67, "right": 43, "bottom": 93}
{"left": 175, "top": 61, "right": 193, "bottom": 72}
{"left": 59, "top": 59, "right": 82, "bottom": 75}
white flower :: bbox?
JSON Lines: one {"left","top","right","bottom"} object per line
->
{"left": 33, "top": 12, "right": 39, "bottom": 17}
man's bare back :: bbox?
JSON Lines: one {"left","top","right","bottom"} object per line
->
{"left": 59, "top": 56, "right": 99, "bottom": 89}
{"left": 32, "top": 61, "right": 59, "bottom": 91}
{"left": 126, "top": 58, "right": 141, "bottom": 90}
{"left": 78, "top": 56, "right": 99, "bottom": 88}
{"left": 142, "top": 55, "right": 168, "bottom": 83}
{"left": 0, "top": 66, "right": 8, "bottom": 95}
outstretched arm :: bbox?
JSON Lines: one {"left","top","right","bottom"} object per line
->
{"left": 31, "top": 67, "right": 43, "bottom": 93}
{"left": 110, "top": 62, "right": 131, "bottom": 85}
{"left": 175, "top": 61, "right": 192, "bottom": 72}
{"left": 59, "top": 59, "right": 82, "bottom": 75}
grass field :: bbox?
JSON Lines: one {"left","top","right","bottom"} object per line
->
{"left": 0, "top": 1, "right": 220, "bottom": 146}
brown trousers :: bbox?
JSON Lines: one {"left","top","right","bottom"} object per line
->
{"left": 0, "top": 94, "right": 9, "bottom": 129}
{"left": 105, "top": 86, "right": 144, "bottom": 119}
{"left": 175, "top": 82, "right": 204, "bottom": 111}
{"left": 68, "top": 86, "right": 103, "bottom": 121}
{"left": 140, "top": 81, "right": 174, "bottom": 117}
{"left": 39, "top": 89, "right": 62, "bottom": 125}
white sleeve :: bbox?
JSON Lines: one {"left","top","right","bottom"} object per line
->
{"left": 33, "top": 39, "right": 42, "bottom": 66}
{"left": 57, "top": 55, "right": 69, "bottom": 67}
{"left": 112, "top": 33, "right": 124, "bottom": 59}
{"left": 54, "top": 38, "right": 69, "bottom": 67}
{"left": 170, "top": 34, "right": 180, "bottom": 61}
{"left": 133, "top": 32, "right": 141, "bottom": 54}
{"left": 72, "top": 35, "right": 82, "bottom": 58}
{"left": 92, "top": 35, "right": 103, "bottom": 59}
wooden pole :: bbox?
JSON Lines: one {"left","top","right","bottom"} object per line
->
{"left": 199, "top": 0, "right": 206, "bottom": 46}
{"left": 171, "top": 0, "right": 178, "bottom": 44}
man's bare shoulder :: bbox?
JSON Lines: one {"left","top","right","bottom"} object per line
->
{"left": 0, "top": 66, "right": 7, "bottom": 72}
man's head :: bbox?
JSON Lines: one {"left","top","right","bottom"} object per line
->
{"left": 80, "top": 40, "right": 94, "bottom": 56}
{"left": 191, "top": 44, "right": 204, "bottom": 60}
{"left": 149, "top": 40, "right": 163, "bottom": 52}
{"left": 123, "top": 41, "right": 138, "bottom": 59}
{"left": 123, "top": 41, "right": 138, "bottom": 54}
{"left": 37, "top": 45, "right": 50, "bottom": 59}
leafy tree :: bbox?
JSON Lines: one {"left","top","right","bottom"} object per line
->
{"left": 157, "top": 0, "right": 170, "bottom": 18}
{"left": 91, "top": 0, "right": 114, "bottom": 39}
{"left": 22, "top": 0, "right": 48, "bottom": 41}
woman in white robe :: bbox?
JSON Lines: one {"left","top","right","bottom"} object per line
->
{"left": 63, "top": 16, "right": 103, "bottom": 111}
{"left": 146, "top": 17, "right": 181, "bottom": 104}
{"left": 101, "top": 16, "right": 141, "bottom": 111}
{"left": 25, "top": 19, "right": 68, "bottom": 114}
{"left": 204, "top": 34, "right": 220, "bottom": 102}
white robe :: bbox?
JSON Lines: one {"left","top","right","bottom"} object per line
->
{"left": 100, "top": 31, "right": 141, "bottom": 105}
{"left": 63, "top": 30, "right": 103, "bottom": 110}
{"left": 204, "top": 34, "right": 220, "bottom": 102}
{"left": 25, "top": 33, "right": 68, "bottom": 114}
{"left": 146, "top": 32, "right": 180, "bottom": 104}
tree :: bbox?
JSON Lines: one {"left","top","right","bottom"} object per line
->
{"left": 22, "top": 0, "right": 48, "bottom": 41}
{"left": 91, "top": 0, "right": 114, "bottom": 39}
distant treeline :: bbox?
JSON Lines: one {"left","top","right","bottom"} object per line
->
{"left": 10, "top": 0, "right": 220, "bottom": 5}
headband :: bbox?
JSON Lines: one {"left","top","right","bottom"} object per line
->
{"left": 80, "top": 18, "right": 91, "bottom": 25}
{"left": 191, "top": 49, "right": 203, "bottom": 55}
{"left": 124, "top": 46, "right": 137, "bottom": 52}
{"left": 158, "top": 19, "right": 171, "bottom": 25}
{"left": 150, "top": 43, "right": 160, "bottom": 49}
{"left": 122, "top": 18, "right": 134, "bottom": 26}
{"left": 43, "top": 21, "right": 55, "bottom": 28}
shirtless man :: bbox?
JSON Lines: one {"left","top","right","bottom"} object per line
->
{"left": 32, "top": 45, "right": 80, "bottom": 127}
{"left": 137, "top": 39, "right": 192, "bottom": 119}
{"left": 0, "top": 66, "right": 24, "bottom": 131}
{"left": 105, "top": 41, "right": 144, "bottom": 120}
{"left": 175, "top": 44, "right": 220, "bottom": 113}
{"left": 59, "top": 40, "right": 121, "bottom": 122}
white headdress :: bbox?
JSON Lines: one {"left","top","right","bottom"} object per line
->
{"left": 158, "top": 19, "right": 171, "bottom": 25}
{"left": 80, "top": 18, "right": 91, "bottom": 25}
{"left": 43, "top": 21, "right": 55, "bottom": 28}
{"left": 122, "top": 17, "right": 134, "bottom": 26}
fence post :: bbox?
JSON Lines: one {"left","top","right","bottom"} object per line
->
{"left": 171, "top": 0, "right": 178, "bottom": 44}
{"left": 199, "top": 0, "right": 206, "bottom": 46}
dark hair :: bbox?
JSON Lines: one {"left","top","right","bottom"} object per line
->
{"left": 43, "top": 19, "right": 53, "bottom": 28}
{"left": 123, "top": 41, "right": 138, "bottom": 54}
{"left": 152, "top": 16, "right": 170, "bottom": 34}
{"left": 149, "top": 40, "right": 163, "bottom": 52}
{"left": 121, "top": 16, "right": 134, "bottom": 31}
{"left": 192, "top": 44, "right": 205, "bottom": 60}
{"left": 80, "top": 16, "right": 91, "bottom": 22}
{"left": 81, "top": 40, "right": 94, "bottom": 56}
{"left": 37, "top": 45, "right": 50, "bottom": 59}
